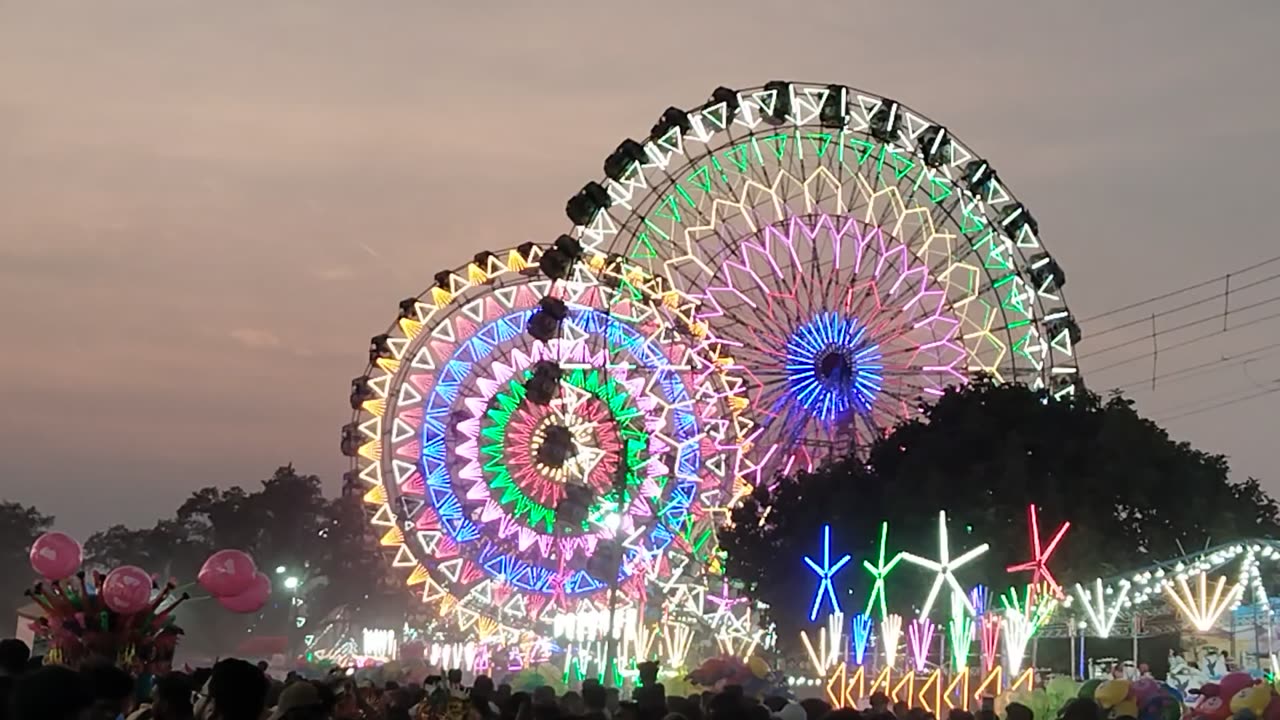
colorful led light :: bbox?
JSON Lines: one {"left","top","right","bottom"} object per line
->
{"left": 1165, "top": 572, "right": 1243, "bottom": 632}
{"left": 804, "top": 525, "right": 853, "bottom": 622}
{"left": 882, "top": 613, "right": 903, "bottom": 668}
{"left": 347, "top": 245, "right": 751, "bottom": 638}
{"left": 570, "top": 83, "right": 1082, "bottom": 479}
{"left": 784, "top": 312, "right": 884, "bottom": 422}
{"left": 863, "top": 521, "right": 903, "bottom": 623}
{"left": 908, "top": 618, "right": 936, "bottom": 672}
{"left": 901, "top": 511, "right": 990, "bottom": 619}
{"left": 1006, "top": 505, "right": 1070, "bottom": 597}
{"left": 948, "top": 592, "right": 975, "bottom": 670}
{"left": 979, "top": 614, "right": 1002, "bottom": 672}
{"left": 1073, "top": 578, "right": 1129, "bottom": 638}
{"left": 851, "top": 613, "right": 874, "bottom": 666}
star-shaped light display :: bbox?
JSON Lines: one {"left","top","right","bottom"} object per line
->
{"left": 862, "top": 521, "right": 902, "bottom": 622}
{"left": 1006, "top": 504, "right": 1069, "bottom": 597}
{"left": 900, "top": 510, "right": 990, "bottom": 619}
{"left": 804, "top": 525, "right": 852, "bottom": 622}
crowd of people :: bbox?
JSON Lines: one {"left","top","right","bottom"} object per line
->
{"left": 0, "top": 635, "right": 1123, "bottom": 720}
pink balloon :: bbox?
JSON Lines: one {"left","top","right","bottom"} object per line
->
{"left": 197, "top": 549, "right": 257, "bottom": 597}
{"left": 29, "top": 531, "right": 82, "bottom": 580}
{"left": 216, "top": 572, "right": 270, "bottom": 614}
{"left": 100, "top": 566, "right": 153, "bottom": 614}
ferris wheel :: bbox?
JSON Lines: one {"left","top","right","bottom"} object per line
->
{"left": 560, "top": 81, "right": 1082, "bottom": 481}
{"left": 342, "top": 245, "right": 751, "bottom": 637}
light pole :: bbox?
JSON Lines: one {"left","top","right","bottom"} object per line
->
{"left": 278, "top": 568, "right": 302, "bottom": 660}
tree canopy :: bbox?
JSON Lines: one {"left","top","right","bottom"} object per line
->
{"left": 719, "top": 381, "right": 1280, "bottom": 645}
{"left": 0, "top": 501, "right": 53, "bottom": 620}
{"left": 82, "top": 465, "right": 398, "bottom": 656}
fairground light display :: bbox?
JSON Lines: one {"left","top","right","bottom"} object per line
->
{"left": 564, "top": 81, "right": 1081, "bottom": 478}
{"left": 343, "top": 80, "right": 1085, "bottom": 671}
{"left": 344, "top": 245, "right": 754, "bottom": 645}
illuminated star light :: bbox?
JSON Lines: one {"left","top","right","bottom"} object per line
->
{"left": 1006, "top": 504, "right": 1070, "bottom": 597}
{"left": 804, "top": 525, "right": 853, "bottom": 622}
{"left": 900, "top": 511, "right": 990, "bottom": 619}
{"left": 862, "top": 521, "right": 902, "bottom": 622}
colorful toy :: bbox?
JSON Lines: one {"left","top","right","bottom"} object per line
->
{"left": 1229, "top": 679, "right": 1280, "bottom": 720}
{"left": 1185, "top": 672, "right": 1256, "bottom": 720}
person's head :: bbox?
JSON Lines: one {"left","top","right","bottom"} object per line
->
{"left": 196, "top": 659, "right": 268, "bottom": 720}
{"left": 10, "top": 665, "right": 94, "bottom": 720}
{"left": 474, "top": 675, "right": 495, "bottom": 699}
{"left": 152, "top": 672, "right": 194, "bottom": 720}
{"left": 1060, "top": 700, "right": 1102, "bottom": 720}
{"left": 331, "top": 682, "right": 360, "bottom": 720}
{"left": 581, "top": 681, "right": 605, "bottom": 711}
{"left": 0, "top": 638, "right": 31, "bottom": 676}
{"left": 1006, "top": 702, "right": 1033, "bottom": 720}
{"left": 269, "top": 681, "right": 324, "bottom": 720}
{"left": 82, "top": 662, "right": 135, "bottom": 720}
{"left": 560, "top": 691, "right": 583, "bottom": 715}
{"left": 532, "top": 685, "right": 557, "bottom": 707}
{"left": 869, "top": 692, "right": 890, "bottom": 712}
{"left": 893, "top": 701, "right": 909, "bottom": 717}
{"left": 948, "top": 710, "right": 975, "bottom": 720}
{"left": 447, "top": 668, "right": 463, "bottom": 685}
{"left": 798, "top": 698, "right": 830, "bottom": 720}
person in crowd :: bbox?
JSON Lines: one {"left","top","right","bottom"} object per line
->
{"left": 9, "top": 665, "right": 94, "bottom": 720}
{"left": 1006, "top": 703, "right": 1033, "bottom": 720}
{"left": 578, "top": 682, "right": 606, "bottom": 720}
{"left": 128, "top": 672, "right": 194, "bottom": 720}
{"left": 533, "top": 685, "right": 557, "bottom": 709}
{"left": 193, "top": 659, "right": 268, "bottom": 720}
{"left": 268, "top": 680, "right": 324, "bottom": 720}
{"left": 0, "top": 638, "right": 31, "bottom": 720}
{"left": 83, "top": 662, "right": 136, "bottom": 720}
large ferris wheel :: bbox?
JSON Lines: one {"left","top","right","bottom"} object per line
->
{"left": 343, "top": 80, "right": 1083, "bottom": 642}
{"left": 562, "top": 81, "right": 1081, "bottom": 479}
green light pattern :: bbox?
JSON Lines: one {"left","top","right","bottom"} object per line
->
{"left": 478, "top": 367, "right": 650, "bottom": 534}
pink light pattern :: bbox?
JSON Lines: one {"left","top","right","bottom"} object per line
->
{"left": 907, "top": 617, "right": 935, "bottom": 672}
{"left": 695, "top": 214, "right": 966, "bottom": 482}
{"left": 1006, "top": 504, "right": 1070, "bottom": 599}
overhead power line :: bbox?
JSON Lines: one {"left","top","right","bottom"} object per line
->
{"left": 1157, "top": 385, "right": 1280, "bottom": 422}
{"left": 1081, "top": 253, "right": 1280, "bottom": 324}
{"left": 1087, "top": 270, "right": 1280, "bottom": 340}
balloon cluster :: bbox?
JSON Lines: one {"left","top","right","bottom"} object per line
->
{"left": 197, "top": 549, "right": 270, "bottom": 614}
{"left": 26, "top": 533, "right": 187, "bottom": 669}
{"left": 25, "top": 533, "right": 271, "bottom": 669}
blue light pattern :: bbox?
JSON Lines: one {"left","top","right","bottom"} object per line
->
{"left": 784, "top": 312, "right": 884, "bottom": 423}
{"left": 850, "top": 613, "right": 874, "bottom": 665}
{"left": 803, "top": 524, "right": 852, "bottom": 621}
